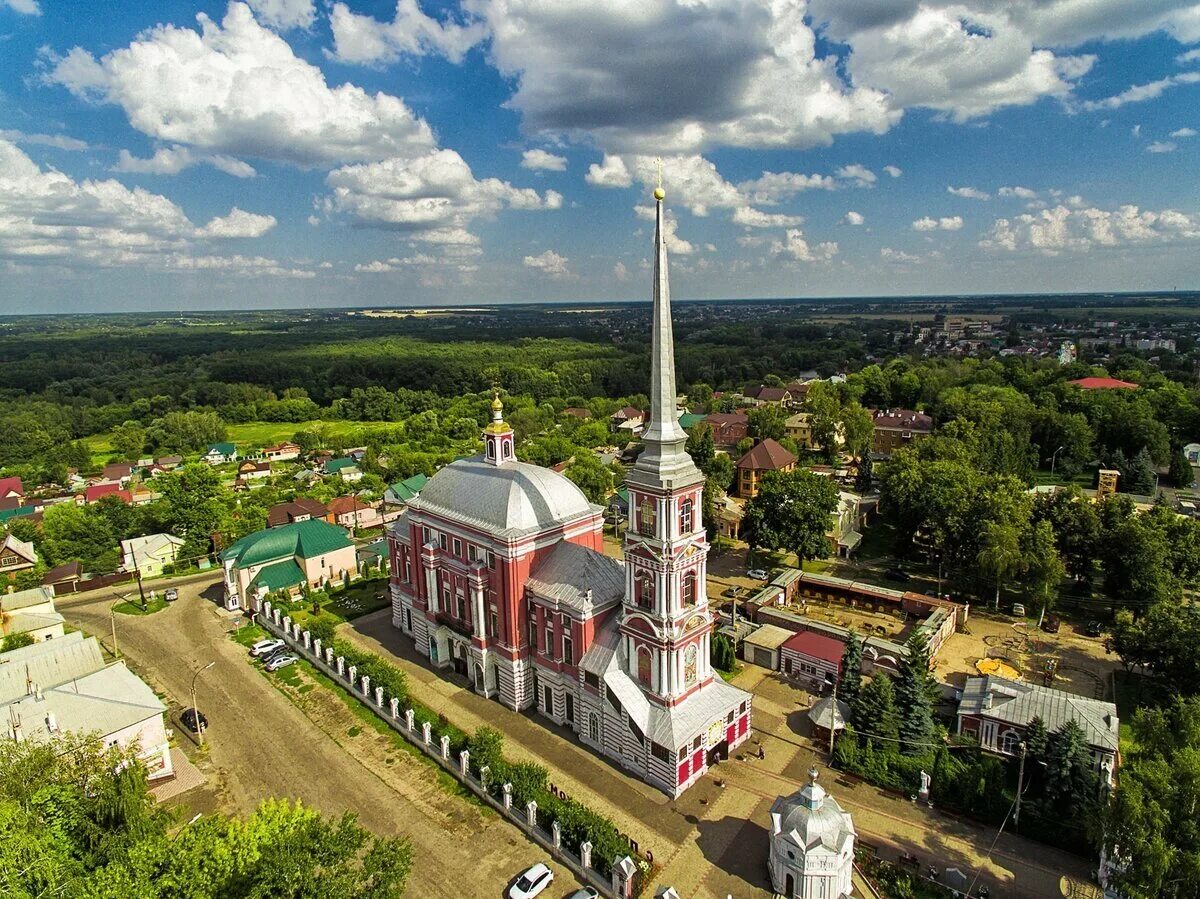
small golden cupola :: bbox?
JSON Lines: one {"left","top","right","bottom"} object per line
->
{"left": 483, "top": 390, "right": 515, "bottom": 466}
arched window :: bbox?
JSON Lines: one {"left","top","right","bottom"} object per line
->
{"left": 635, "top": 570, "right": 656, "bottom": 610}
{"left": 683, "top": 571, "right": 697, "bottom": 606}
{"left": 636, "top": 646, "right": 652, "bottom": 686}
{"left": 680, "top": 498, "right": 694, "bottom": 534}
{"left": 1000, "top": 730, "right": 1022, "bottom": 755}
{"left": 639, "top": 498, "right": 656, "bottom": 537}
{"left": 486, "top": 441, "right": 495, "bottom": 459}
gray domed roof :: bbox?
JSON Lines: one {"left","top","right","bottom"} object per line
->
{"left": 770, "top": 769, "right": 855, "bottom": 854}
{"left": 408, "top": 456, "right": 598, "bottom": 537}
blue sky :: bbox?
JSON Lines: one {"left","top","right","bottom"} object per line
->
{"left": 2, "top": 0, "right": 1200, "bottom": 312}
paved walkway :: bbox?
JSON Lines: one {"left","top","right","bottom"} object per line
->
{"left": 149, "top": 748, "right": 205, "bottom": 803}
{"left": 346, "top": 609, "right": 1098, "bottom": 899}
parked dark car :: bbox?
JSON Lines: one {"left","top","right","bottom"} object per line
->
{"left": 180, "top": 707, "right": 208, "bottom": 733}
{"left": 1041, "top": 615, "right": 1061, "bottom": 634}
{"left": 885, "top": 567, "right": 910, "bottom": 582}
{"left": 1083, "top": 620, "right": 1104, "bottom": 637}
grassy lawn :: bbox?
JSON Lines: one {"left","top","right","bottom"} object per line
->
{"left": 1113, "top": 669, "right": 1168, "bottom": 753}
{"left": 113, "top": 596, "right": 168, "bottom": 615}
{"left": 286, "top": 578, "right": 391, "bottom": 630}
{"left": 1032, "top": 469, "right": 1094, "bottom": 489}
{"left": 81, "top": 418, "right": 388, "bottom": 466}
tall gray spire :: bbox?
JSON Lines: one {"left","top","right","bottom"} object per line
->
{"left": 628, "top": 184, "right": 703, "bottom": 490}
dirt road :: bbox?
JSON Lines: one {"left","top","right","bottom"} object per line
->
{"left": 63, "top": 584, "right": 583, "bottom": 899}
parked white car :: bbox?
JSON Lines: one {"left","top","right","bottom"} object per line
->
{"left": 265, "top": 654, "right": 297, "bottom": 672}
{"left": 250, "top": 638, "right": 285, "bottom": 658}
{"left": 747, "top": 568, "right": 769, "bottom": 580}
{"left": 508, "top": 863, "right": 553, "bottom": 899}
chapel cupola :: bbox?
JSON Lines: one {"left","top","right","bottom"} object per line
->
{"left": 483, "top": 390, "right": 515, "bottom": 466}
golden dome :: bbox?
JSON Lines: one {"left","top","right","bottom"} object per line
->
{"left": 653, "top": 186, "right": 665, "bottom": 201}
{"left": 491, "top": 394, "right": 503, "bottom": 412}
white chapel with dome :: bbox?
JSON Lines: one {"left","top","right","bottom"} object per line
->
{"left": 386, "top": 184, "right": 752, "bottom": 797}
{"left": 769, "top": 768, "right": 856, "bottom": 898}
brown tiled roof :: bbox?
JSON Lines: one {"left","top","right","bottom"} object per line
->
{"left": 328, "top": 495, "right": 370, "bottom": 515}
{"left": 749, "top": 386, "right": 789, "bottom": 402}
{"left": 267, "top": 498, "right": 328, "bottom": 527}
{"left": 737, "top": 438, "right": 798, "bottom": 471}
{"left": 872, "top": 409, "right": 933, "bottom": 432}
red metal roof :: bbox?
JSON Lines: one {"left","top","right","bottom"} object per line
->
{"left": 0, "top": 476, "right": 24, "bottom": 497}
{"left": 1066, "top": 376, "right": 1138, "bottom": 390}
{"left": 781, "top": 629, "right": 845, "bottom": 667}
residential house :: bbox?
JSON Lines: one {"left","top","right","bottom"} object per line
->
{"left": 0, "top": 633, "right": 172, "bottom": 780}
{"left": 41, "top": 561, "right": 83, "bottom": 595}
{"left": 562, "top": 407, "right": 592, "bottom": 420}
{"left": 871, "top": 409, "right": 934, "bottom": 457}
{"left": 745, "top": 385, "right": 792, "bottom": 407}
{"left": 779, "top": 630, "right": 843, "bottom": 690}
{"left": 610, "top": 406, "right": 644, "bottom": 432}
{"left": 266, "top": 498, "right": 330, "bottom": 528}
{"left": 235, "top": 460, "right": 272, "bottom": 489}
{"left": 102, "top": 463, "right": 134, "bottom": 485}
{"left": 1, "top": 586, "right": 65, "bottom": 644}
{"left": 0, "top": 477, "right": 23, "bottom": 500}
{"left": 783, "top": 381, "right": 812, "bottom": 407}
{"left": 678, "top": 412, "right": 706, "bottom": 431}
{"left": 736, "top": 438, "right": 798, "bottom": 498}
{"left": 716, "top": 494, "right": 744, "bottom": 541}
{"left": 784, "top": 412, "right": 816, "bottom": 449}
{"left": 384, "top": 474, "right": 428, "bottom": 508}
{"left": 129, "top": 484, "right": 159, "bottom": 506}
{"left": 956, "top": 675, "right": 1119, "bottom": 783}
{"left": 607, "top": 486, "right": 629, "bottom": 522}
{"left": 324, "top": 457, "right": 363, "bottom": 482}
{"left": 741, "top": 624, "right": 794, "bottom": 670}
{"left": 0, "top": 534, "right": 38, "bottom": 579}
{"left": 143, "top": 463, "right": 168, "bottom": 479}
{"left": 1183, "top": 442, "right": 1200, "bottom": 464}
{"left": 120, "top": 533, "right": 184, "bottom": 578}
{"left": 203, "top": 442, "right": 238, "bottom": 464}
{"left": 156, "top": 455, "right": 183, "bottom": 469}
{"left": 84, "top": 483, "right": 131, "bottom": 505}
{"left": 704, "top": 412, "right": 750, "bottom": 450}
{"left": 262, "top": 441, "right": 301, "bottom": 462}
{"left": 219, "top": 518, "right": 357, "bottom": 611}
{"left": 827, "top": 492, "right": 875, "bottom": 558}
{"left": 328, "top": 495, "right": 382, "bottom": 530}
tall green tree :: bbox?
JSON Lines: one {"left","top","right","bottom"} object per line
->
{"left": 111, "top": 420, "right": 147, "bottom": 461}
{"left": 747, "top": 404, "right": 786, "bottom": 442}
{"left": 1043, "top": 719, "right": 1099, "bottom": 816}
{"left": 839, "top": 630, "right": 863, "bottom": 712}
{"left": 39, "top": 503, "right": 118, "bottom": 571}
{"left": 977, "top": 519, "right": 1023, "bottom": 610}
{"left": 743, "top": 468, "right": 840, "bottom": 566}
{"left": 564, "top": 454, "right": 614, "bottom": 505}
{"left": 160, "top": 463, "right": 227, "bottom": 558}
{"left": 895, "top": 631, "right": 940, "bottom": 754}
{"left": 852, "top": 674, "right": 900, "bottom": 747}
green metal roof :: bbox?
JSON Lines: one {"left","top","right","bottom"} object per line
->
{"left": 249, "top": 559, "right": 305, "bottom": 592}
{"left": 220, "top": 518, "right": 352, "bottom": 568}
{"left": 207, "top": 442, "right": 236, "bottom": 455}
{"left": 358, "top": 538, "right": 387, "bottom": 559}
{"left": 678, "top": 413, "right": 705, "bottom": 430}
{"left": 0, "top": 506, "right": 36, "bottom": 524}
{"left": 325, "top": 457, "right": 358, "bottom": 472}
{"left": 388, "top": 472, "right": 428, "bottom": 501}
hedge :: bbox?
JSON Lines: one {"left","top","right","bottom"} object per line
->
{"left": 280, "top": 621, "right": 640, "bottom": 876}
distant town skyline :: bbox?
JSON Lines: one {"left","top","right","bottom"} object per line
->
{"left": 2, "top": 0, "right": 1200, "bottom": 312}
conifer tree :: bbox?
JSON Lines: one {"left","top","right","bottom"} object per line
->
{"left": 853, "top": 674, "right": 900, "bottom": 747}
{"left": 896, "top": 630, "right": 940, "bottom": 754}
{"left": 839, "top": 630, "right": 863, "bottom": 712}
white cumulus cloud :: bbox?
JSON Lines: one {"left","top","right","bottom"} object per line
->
{"left": 520, "top": 149, "right": 567, "bottom": 171}
{"left": 328, "top": 0, "right": 485, "bottom": 65}
{"left": 880, "top": 247, "right": 922, "bottom": 263}
{"left": 981, "top": 203, "right": 1200, "bottom": 255}
{"left": 1080, "top": 71, "right": 1200, "bottom": 111}
{"left": 1170, "top": 127, "right": 1197, "bottom": 138}
{"left": 842, "top": 210, "right": 865, "bottom": 225}
{"left": 115, "top": 145, "right": 256, "bottom": 178}
{"left": 323, "top": 148, "right": 561, "bottom": 249}
{"left": 732, "top": 207, "right": 804, "bottom": 228}
{"left": 948, "top": 185, "right": 990, "bottom": 200}
{"left": 1147, "top": 140, "right": 1178, "bottom": 153}
{"left": 770, "top": 228, "right": 838, "bottom": 263}
{"left": 247, "top": 0, "right": 314, "bottom": 30}
{"left": 0, "top": 139, "right": 283, "bottom": 274}
{"left": 836, "top": 163, "right": 877, "bottom": 187}
{"left": 998, "top": 185, "right": 1038, "bottom": 199}
{"left": 737, "top": 170, "right": 835, "bottom": 204}
{"left": 912, "top": 215, "right": 964, "bottom": 231}
{"left": 523, "top": 249, "right": 574, "bottom": 279}
{"left": 45, "top": 2, "right": 435, "bottom": 168}
{"left": 585, "top": 155, "right": 632, "bottom": 188}
{"left": 1, "top": 0, "right": 39, "bottom": 13}
{"left": 883, "top": 165, "right": 902, "bottom": 178}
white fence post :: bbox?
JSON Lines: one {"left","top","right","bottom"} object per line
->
{"left": 526, "top": 800, "right": 537, "bottom": 827}
{"left": 503, "top": 783, "right": 513, "bottom": 810}
{"left": 336, "top": 657, "right": 345, "bottom": 677}
{"left": 422, "top": 721, "right": 432, "bottom": 745}
{"left": 440, "top": 735, "right": 450, "bottom": 760}
{"left": 459, "top": 749, "right": 470, "bottom": 776}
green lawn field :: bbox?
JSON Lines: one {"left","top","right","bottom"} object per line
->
{"left": 83, "top": 419, "right": 388, "bottom": 466}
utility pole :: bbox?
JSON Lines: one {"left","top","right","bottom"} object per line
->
{"left": 132, "top": 549, "right": 147, "bottom": 610}
{"left": 109, "top": 595, "right": 127, "bottom": 659}
{"left": 1013, "top": 741, "right": 1028, "bottom": 831}
{"left": 191, "top": 661, "right": 215, "bottom": 746}
{"left": 828, "top": 675, "right": 838, "bottom": 758}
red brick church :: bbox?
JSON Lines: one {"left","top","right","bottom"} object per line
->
{"left": 387, "top": 186, "right": 751, "bottom": 796}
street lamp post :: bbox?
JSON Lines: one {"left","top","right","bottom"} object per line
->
{"left": 1050, "top": 445, "right": 1066, "bottom": 475}
{"left": 109, "top": 594, "right": 132, "bottom": 659}
{"left": 190, "top": 661, "right": 215, "bottom": 746}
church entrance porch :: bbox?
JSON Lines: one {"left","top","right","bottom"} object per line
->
{"left": 707, "top": 739, "right": 729, "bottom": 767}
